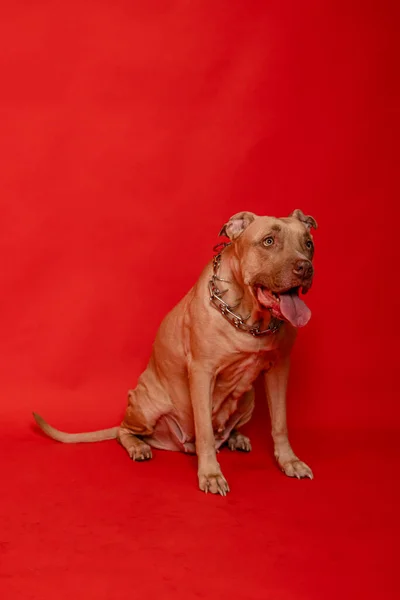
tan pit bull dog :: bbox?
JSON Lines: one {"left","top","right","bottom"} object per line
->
{"left": 34, "top": 209, "right": 317, "bottom": 495}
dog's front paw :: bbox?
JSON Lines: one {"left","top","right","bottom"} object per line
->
{"left": 279, "top": 458, "right": 313, "bottom": 479}
{"left": 198, "top": 470, "right": 230, "bottom": 496}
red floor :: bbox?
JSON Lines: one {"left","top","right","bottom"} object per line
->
{"left": 2, "top": 400, "right": 398, "bottom": 599}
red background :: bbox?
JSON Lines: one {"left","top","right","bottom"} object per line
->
{"left": 1, "top": 2, "right": 398, "bottom": 599}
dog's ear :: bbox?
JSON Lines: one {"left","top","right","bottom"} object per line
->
{"left": 219, "top": 211, "right": 257, "bottom": 240}
{"left": 289, "top": 209, "right": 318, "bottom": 231}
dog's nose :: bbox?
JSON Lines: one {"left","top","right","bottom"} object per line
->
{"left": 293, "top": 259, "right": 313, "bottom": 280}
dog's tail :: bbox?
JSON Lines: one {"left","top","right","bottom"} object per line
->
{"left": 32, "top": 412, "right": 118, "bottom": 443}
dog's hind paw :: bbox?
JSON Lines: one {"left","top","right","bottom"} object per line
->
{"left": 128, "top": 442, "right": 152, "bottom": 461}
{"left": 227, "top": 431, "right": 252, "bottom": 452}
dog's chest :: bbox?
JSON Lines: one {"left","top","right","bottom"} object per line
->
{"left": 212, "top": 351, "right": 274, "bottom": 420}
{"left": 209, "top": 352, "right": 276, "bottom": 433}
{"left": 220, "top": 353, "right": 270, "bottom": 392}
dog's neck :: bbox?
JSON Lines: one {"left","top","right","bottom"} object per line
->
{"left": 209, "top": 244, "right": 282, "bottom": 336}
{"left": 219, "top": 246, "right": 263, "bottom": 321}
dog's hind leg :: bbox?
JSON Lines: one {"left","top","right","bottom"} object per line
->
{"left": 226, "top": 388, "right": 255, "bottom": 452}
{"left": 118, "top": 428, "right": 153, "bottom": 461}
{"left": 118, "top": 389, "right": 159, "bottom": 462}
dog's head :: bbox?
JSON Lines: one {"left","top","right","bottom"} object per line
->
{"left": 219, "top": 209, "right": 318, "bottom": 328}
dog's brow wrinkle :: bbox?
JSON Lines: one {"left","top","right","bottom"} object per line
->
{"left": 271, "top": 225, "right": 281, "bottom": 232}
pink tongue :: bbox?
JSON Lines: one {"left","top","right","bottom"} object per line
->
{"left": 279, "top": 291, "right": 311, "bottom": 328}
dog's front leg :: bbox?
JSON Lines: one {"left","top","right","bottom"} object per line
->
{"left": 264, "top": 356, "right": 313, "bottom": 479}
{"left": 189, "top": 363, "right": 230, "bottom": 495}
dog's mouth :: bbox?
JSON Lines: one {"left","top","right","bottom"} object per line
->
{"left": 255, "top": 285, "right": 312, "bottom": 328}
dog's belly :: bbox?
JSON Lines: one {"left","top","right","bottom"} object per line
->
{"left": 211, "top": 353, "right": 270, "bottom": 428}
{"left": 146, "top": 352, "right": 271, "bottom": 453}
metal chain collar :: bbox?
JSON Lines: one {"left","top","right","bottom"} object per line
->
{"left": 208, "top": 243, "right": 283, "bottom": 337}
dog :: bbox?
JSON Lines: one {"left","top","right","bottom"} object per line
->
{"left": 34, "top": 209, "right": 318, "bottom": 495}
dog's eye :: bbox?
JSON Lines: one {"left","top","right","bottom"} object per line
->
{"left": 306, "top": 240, "right": 313, "bottom": 250}
{"left": 263, "top": 237, "right": 274, "bottom": 247}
